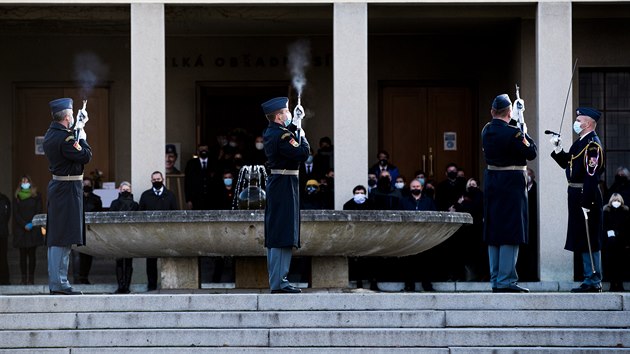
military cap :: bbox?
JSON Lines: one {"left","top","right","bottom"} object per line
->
{"left": 576, "top": 107, "right": 601, "bottom": 122}
{"left": 261, "top": 97, "right": 288, "bottom": 115}
{"left": 165, "top": 144, "right": 177, "bottom": 155}
{"left": 492, "top": 94, "right": 511, "bottom": 110}
{"left": 49, "top": 98, "right": 73, "bottom": 115}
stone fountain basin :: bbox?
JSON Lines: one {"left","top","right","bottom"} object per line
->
{"left": 33, "top": 210, "right": 471, "bottom": 258}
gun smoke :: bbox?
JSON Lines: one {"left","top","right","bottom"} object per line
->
{"left": 73, "top": 52, "right": 109, "bottom": 99}
{"left": 287, "top": 39, "right": 311, "bottom": 98}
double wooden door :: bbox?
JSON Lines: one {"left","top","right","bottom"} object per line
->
{"left": 13, "top": 86, "right": 110, "bottom": 209}
{"left": 381, "top": 86, "right": 476, "bottom": 182}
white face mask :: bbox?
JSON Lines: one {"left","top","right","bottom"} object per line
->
{"left": 284, "top": 112, "right": 293, "bottom": 127}
{"left": 612, "top": 201, "right": 622, "bottom": 208}
{"left": 394, "top": 182, "right": 404, "bottom": 189}
{"left": 527, "top": 175, "right": 532, "bottom": 184}
{"left": 573, "top": 120, "right": 583, "bottom": 135}
{"left": 255, "top": 142, "right": 264, "bottom": 150}
{"left": 353, "top": 193, "right": 366, "bottom": 204}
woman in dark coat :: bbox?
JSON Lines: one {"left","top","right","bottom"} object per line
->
{"left": 109, "top": 181, "right": 140, "bottom": 294}
{"left": 602, "top": 193, "right": 630, "bottom": 292}
{"left": 12, "top": 175, "right": 44, "bottom": 284}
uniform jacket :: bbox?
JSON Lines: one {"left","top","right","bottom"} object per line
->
{"left": 263, "top": 121, "right": 310, "bottom": 248}
{"left": 12, "top": 194, "right": 44, "bottom": 248}
{"left": 482, "top": 119, "right": 537, "bottom": 246}
{"left": 551, "top": 131, "right": 604, "bottom": 252}
{"left": 43, "top": 121, "right": 92, "bottom": 247}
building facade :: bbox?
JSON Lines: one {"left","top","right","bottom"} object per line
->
{"left": 1, "top": 1, "right": 629, "bottom": 282}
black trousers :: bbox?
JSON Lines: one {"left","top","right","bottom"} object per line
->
{"left": 146, "top": 258, "right": 157, "bottom": 290}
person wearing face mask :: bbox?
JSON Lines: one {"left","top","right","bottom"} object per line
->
{"left": 482, "top": 94, "right": 537, "bottom": 293}
{"left": 343, "top": 185, "right": 371, "bottom": 211}
{"left": 249, "top": 136, "right": 268, "bottom": 166}
{"left": 217, "top": 171, "right": 236, "bottom": 210}
{"left": 184, "top": 144, "right": 215, "bottom": 210}
{"left": 370, "top": 170, "right": 402, "bottom": 210}
{"left": 71, "top": 178, "right": 103, "bottom": 285}
{"left": 395, "top": 176, "right": 410, "bottom": 198}
{"left": 299, "top": 149, "right": 318, "bottom": 190}
{"left": 368, "top": 150, "right": 399, "bottom": 184}
{"left": 301, "top": 179, "right": 324, "bottom": 210}
{"left": 43, "top": 98, "right": 92, "bottom": 295}
{"left": 12, "top": 175, "right": 44, "bottom": 285}
{"left": 109, "top": 182, "right": 139, "bottom": 294}
{"left": 139, "top": 171, "right": 178, "bottom": 291}
{"left": 313, "top": 137, "right": 334, "bottom": 177}
{"left": 602, "top": 193, "right": 629, "bottom": 292}
{"left": 551, "top": 107, "right": 605, "bottom": 293}
{"left": 435, "top": 163, "right": 467, "bottom": 212}
{"left": 261, "top": 96, "right": 310, "bottom": 294}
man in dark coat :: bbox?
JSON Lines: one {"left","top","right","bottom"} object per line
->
{"left": 551, "top": 107, "right": 605, "bottom": 292}
{"left": 110, "top": 181, "right": 140, "bottom": 294}
{"left": 43, "top": 98, "right": 92, "bottom": 295}
{"left": 482, "top": 94, "right": 537, "bottom": 293}
{"left": 73, "top": 177, "right": 103, "bottom": 285}
{"left": 262, "top": 97, "right": 310, "bottom": 294}
{"left": 139, "top": 171, "right": 178, "bottom": 291}
{"left": 184, "top": 144, "right": 215, "bottom": 210}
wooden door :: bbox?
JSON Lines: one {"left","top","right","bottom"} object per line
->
{"left": 14, "top": 87, "right": 110, "bottom": 209}
{"left": 381, "top": 86, "right": 475, "bottom": 182}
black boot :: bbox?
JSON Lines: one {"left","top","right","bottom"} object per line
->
{"left": 123, "top": 262, "right": 133, "bottom": 294}
{"left": 114, "top": 263, "right": 127, "bottom": 294}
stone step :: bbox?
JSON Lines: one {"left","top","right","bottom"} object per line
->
{"left": 2, "top": 309, "right": 629, "bottom": 330}
{"left": 0, "top": 328, "right": 628, "bottom": 348}
{"left": 0, "top": 293, "right": 627, "bottom": 313}
{"left": 3, "top": 348, "right": 627, "bottom": 354}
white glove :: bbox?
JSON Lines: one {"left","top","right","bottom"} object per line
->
{"left": 75, "top": 109, "right": 89, "bottom": 130}
{"left": 78, "top": 128, "right": 87, "bottom": 141}
{"left": 581, "top": 207, "right": 590, "bottom": 219}
{"left": 299, "top": 128, "right": 306, "bottom": 139}
{"left": 607, "top": 230, "right": 616, "bottom": 238}
{"left": 521, "top": 122, "right": 528, "bottom": 135}
{"left": 550, "top": 136, "right": 562, "bottom": 153}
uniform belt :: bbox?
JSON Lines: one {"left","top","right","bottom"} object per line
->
{"left": 568, "top": 183, "right": 584, "bottom": 188}
{"left": 270, "top": 169, "right": 299, "bottom": 176}
{"left": 52, "top": 174, "right": 84, "bottom": 181}
{"left": 487, "top": 165, "right": 527, "bottom": 171}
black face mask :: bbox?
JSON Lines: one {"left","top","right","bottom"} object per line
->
{"left": 120, "top": 191, "right": 131, "bottom": 198}
{"left": 83, "top": 186, "right": 93, "bottom": 193}
{"left": 447, "top": 171, "right": 458, "bottom": 180}
{"left": 152, "top": 181, "right": 163, "bottom": 190}
{"left": 368, "top": 179, "right": 377, "bottom": 187}
{"left": 199, "top": 150, "right": 209, "bottom": 159}
{"left": 379, "top": 159, "right": 388, "bottom": 166}
{"left": 615, "top": 175, "right": 628, "bottom": 184}
{"left": 411, "top": 189, "right": 422, "bottom": 196}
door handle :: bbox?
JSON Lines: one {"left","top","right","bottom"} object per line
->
{"left": 429, "top": 147, "right": 434, "bottom": 177}
{"left": 422, "top": 155, "right": 426, "bottom": 173}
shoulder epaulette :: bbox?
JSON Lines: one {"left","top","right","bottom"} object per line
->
{"left": 65, "top": 135, "right": 74, "bottom": 142}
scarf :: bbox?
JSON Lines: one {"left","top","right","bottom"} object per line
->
{"left": 17, "top": 188, "right": 32, "bottom": 200}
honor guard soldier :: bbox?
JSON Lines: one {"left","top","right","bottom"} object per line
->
{"left": 43, "top": 98, "right": 92, "bottom": 295}
{"left": 551, "top": 107, "right": 605, "bottom": 292}
{"left": 261, "top": 97, "right": 310, "bottom": 293}
{"left": 482, "top": 94, "right": 537, "bottom": 293}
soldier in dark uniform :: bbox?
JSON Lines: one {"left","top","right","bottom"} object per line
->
{"left": 43, "top": 98, "right": 92, "bottom": 295}
{"left": 551, "top": 107, "right": 605, "bottom": 292}
{"left": 482, "top": 94, "right": 537, "bottom": 293}
{"left": 262, "top": 97, "right": 310, "bottom": 293}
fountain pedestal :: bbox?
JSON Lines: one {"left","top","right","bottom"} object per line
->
{"left": 33, "top": 210, "right": 471, "bottom": 290}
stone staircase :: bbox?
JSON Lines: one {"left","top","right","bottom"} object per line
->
{"left": 0, "top": 292, "right": 628, "bottom": 352}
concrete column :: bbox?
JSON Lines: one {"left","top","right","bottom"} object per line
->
{"left": 130, "top": 3, "right": 165, "bottom": 191}
{"left": 161, "top": 258, "right": 199, "bottom": 289}
{"left": 333, "top": 3, "right": 368, "bottom": 210}
{"left": 536, "top": 1, "right": 573, "bottom": 281}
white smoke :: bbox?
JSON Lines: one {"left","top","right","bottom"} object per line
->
{"left": 73, "top": 52, "right": 109, "bottom": 99}
{"left": 288, "top": 39, "right": 311, "bottom": 98}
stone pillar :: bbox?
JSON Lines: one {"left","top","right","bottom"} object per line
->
{"left": 333, "top": 3, "right": 368, "bottom": 210}
{"left": 130, "top": 3, "right": 165, "bottom": 191}
{"left": 311, "top": 257, "right": 349, "bottom": 288}
{"left": 536, "top": 2, "right": 573, "bottom": 282}
{"left": 161, "top": 258, "right": 199, "bottom": 289}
